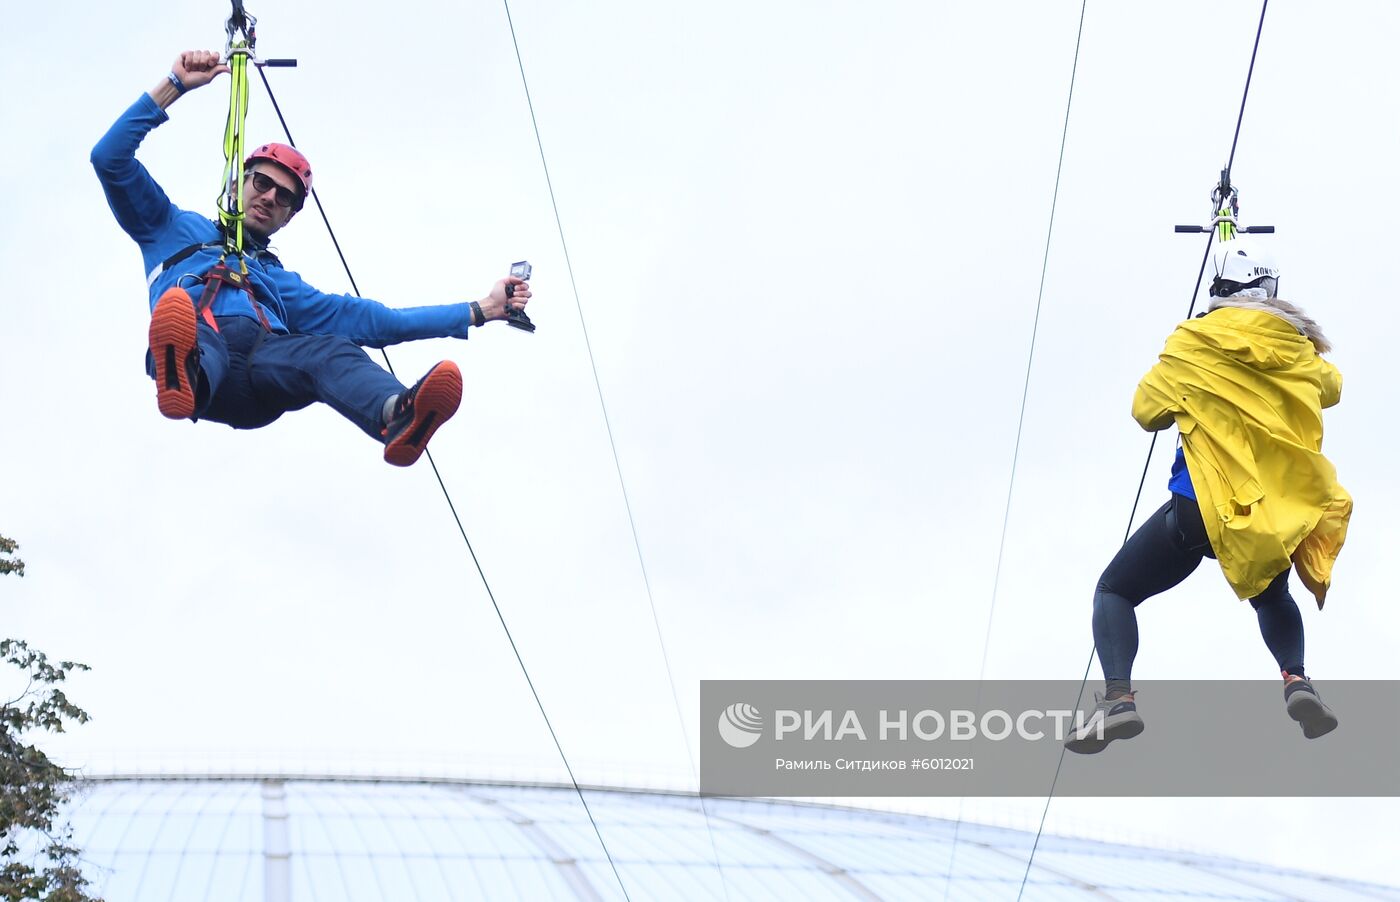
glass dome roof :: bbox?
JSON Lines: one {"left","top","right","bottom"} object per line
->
{"left": 61, "top": 776, "right": 1400, "bottom": 901}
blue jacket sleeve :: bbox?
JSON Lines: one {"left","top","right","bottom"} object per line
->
{"left": 91, "top": 94, "right": 181, "bottom": 256}
{"left": 275, "top": 267, "right": 474, "bottom": 348}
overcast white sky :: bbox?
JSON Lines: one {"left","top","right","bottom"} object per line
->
{"left": 3, "top": 0, "right": 1398, "bottom": 890}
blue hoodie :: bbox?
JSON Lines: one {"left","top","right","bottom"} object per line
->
{"left": 92, "top": 93, "right": 473, "bottom": 347}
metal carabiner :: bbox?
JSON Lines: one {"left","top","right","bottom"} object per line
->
{"left": 1174, "top": 169, "right": 1273, "bottom": 236}
{"left": 224, "top": 2, "right": 258, "bottom": 56}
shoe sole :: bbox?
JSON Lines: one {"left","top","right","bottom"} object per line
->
{"left": 1287, "top": 694, "right": 1339, "bottom": 740}
{"left": 1065, "top": 717, "right": 1144, "bottom": 755}
{"left": 384, "top": 362, "right": 463, "bottom": 467}
{"left": 149, "top": 289, "right": 199, "bottom": 420}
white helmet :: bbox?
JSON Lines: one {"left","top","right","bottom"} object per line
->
{"left": 1209, "top": 240, "right": 1279, "bottom": 298}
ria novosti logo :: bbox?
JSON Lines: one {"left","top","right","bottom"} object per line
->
{"left": 717, "top": 703, "right": 1092, "bottom": 747}
{"left": 717, "top": 703, "right": 764, "bottom": 748}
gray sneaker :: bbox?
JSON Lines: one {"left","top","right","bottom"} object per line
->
{"left": 1284, "top": 676, "right": 1338, "bottom": 739}
{"left": 1065, "top": 691, "right": 1145, "bottom": 755}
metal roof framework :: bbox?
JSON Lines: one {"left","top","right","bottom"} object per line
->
{"left": 57, "top": 775, "right": 1400, "bottom": 901}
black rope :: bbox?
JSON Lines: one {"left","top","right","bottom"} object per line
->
{"left": 252, "top": 71, "right": 365, "bottom": 302}
{"left": 498, "top": 2, "right": 733, "bottom": 898}
{"left": 254, "top": 66, "right": 633, "bottom": 902}
{"left": 1227, "top": 0, "right": 1270, "bottom": 175}
{"left": 228, "top": 0, "right": 249, "bottom": 33}
{"left": 1015, "top": 3, "right": 1270, "bottom": 898}
{"left": 1183, "top": 223, "right": 1222, "bottom": 321}
{"left": 1014, "top": 434, "right": 1159, "bottom": 899}
{"left": 940, "top": 1, "right": 1087, "bottom": 897}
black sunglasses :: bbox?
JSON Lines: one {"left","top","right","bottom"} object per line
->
{"left": 246, "top": 170, "right": 302, "bottom": 210}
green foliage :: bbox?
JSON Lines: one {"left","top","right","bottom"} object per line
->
{"left": 0, "top": 536, "right": 99, "bottom": 901}
{"left": 0, "top": 539, "right": 22, "bottom": 579}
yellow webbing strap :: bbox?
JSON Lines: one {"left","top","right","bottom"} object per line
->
{"left": 1215, "top": 204, "right": 1237, "bottom": 243}
{"left": 218, "top": 42, "right": 251, "bottom": 255}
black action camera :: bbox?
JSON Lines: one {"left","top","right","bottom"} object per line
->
{"left": 505, "top": 260, "right": 535, "bottom": 333}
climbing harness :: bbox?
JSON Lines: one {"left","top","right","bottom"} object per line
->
{"left": 195, "top": 0, "right": 296, "bottom": 332}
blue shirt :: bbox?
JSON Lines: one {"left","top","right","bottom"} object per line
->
{"left": 93, "top": 94, "right": 474, "bottom": 347}
{"left": 1168, "top": 445, "right": 1196, "bottom": 500}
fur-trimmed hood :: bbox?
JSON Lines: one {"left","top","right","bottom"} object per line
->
{"left": 1208, "top": 295, "right": 1332, "bottom": 354}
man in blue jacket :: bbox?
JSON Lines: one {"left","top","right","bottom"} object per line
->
{"left": 93, "top": 50, "right": 531, "bottom": 467}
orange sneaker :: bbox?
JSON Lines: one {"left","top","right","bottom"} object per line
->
{"left": 149, "top": 287, "right": 201, "bottom": 420}
{"left": 382, "top": 361, "right": 463, "bottom": 467}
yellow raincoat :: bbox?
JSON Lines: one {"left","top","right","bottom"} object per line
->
{"left": 1133, "top": 306, "right": 1351, "bottom": 607}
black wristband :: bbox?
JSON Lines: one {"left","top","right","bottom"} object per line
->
{"left": 470, "top": 301, "right": 484, "bottom": 327}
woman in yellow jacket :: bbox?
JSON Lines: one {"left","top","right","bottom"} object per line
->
{"left": 1067, "top": 241, "right": 1351, "bottom": 754}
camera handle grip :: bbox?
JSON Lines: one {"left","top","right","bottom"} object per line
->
{"left": 504, "top": 269, "right": 536, "bottom": 333}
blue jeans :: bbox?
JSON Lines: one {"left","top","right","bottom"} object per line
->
{"left": 1092, "top": 493, "right": 1305, "bottom": 684}
{"left": 147, "top": 315, "right": 405, "bottom": 440}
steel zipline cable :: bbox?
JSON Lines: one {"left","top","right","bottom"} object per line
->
{"left": 497, "top": 0, "right": 735, "bottom": 897}
{"left": 939, "top": 2, "right": 1088, "bottom": 897}
{"left": 1014, "top": 3, "right": 1271, "bottom": 898}
{"left": 253, "top": 67, "right": 634, "bottom": 902}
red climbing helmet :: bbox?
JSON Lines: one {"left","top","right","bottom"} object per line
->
{"left": 245, "top": 143, "right": 313, "bottom": 207}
